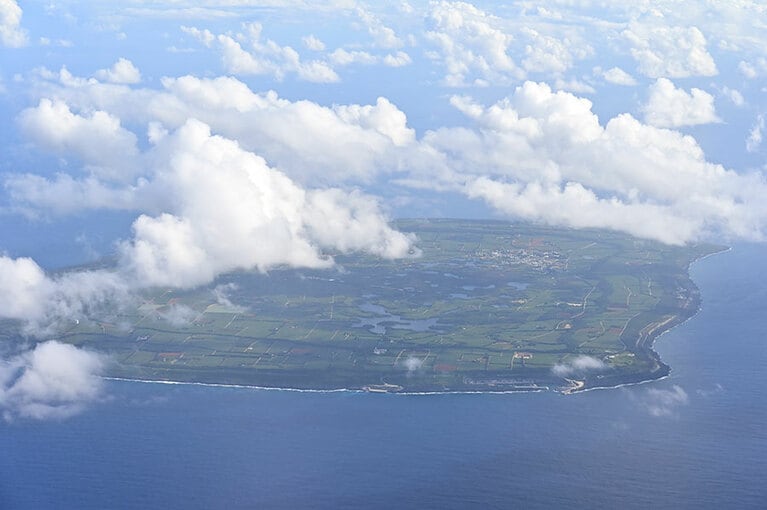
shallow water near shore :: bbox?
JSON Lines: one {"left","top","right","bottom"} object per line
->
{"left": 1, "top": 245, "right": 765, "bottom": 509}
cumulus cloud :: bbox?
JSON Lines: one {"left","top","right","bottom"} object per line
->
{"left": 642, "top": 78, "right": 720, "bottom": 128}
{"left": 554, "top": 77, "right": 594, "bottom": 94}
{"left": 401, "top": 356, "right": 424, "bottom": 373}
{"left": 355, "top": 6, "right": 403, "bottom": 49}
{"left": 212, "top": 283, "right": 245, "bottom": 311}
{"left": 17, "top": 69, "right": 767, "bottom": 250}
{"left": 636, "top": 385, "right": 689, "bottom": 417}
{"left": 746, "top": 114, "right": 764, "bottom": 153}
{"left": 738, "top": 58, "right": 767, "bottom": 79}
{"left": 329, "top": 48, "right": 378, "bottom": 66}
{"left": 94, "top": 58, "right": 142, "bottom": 84}
{"left": 118, "top": 119, "right": 418, "bottom": 288}
{"left": 157, "top": 303, "right": 197, "bottom": 327}
{"left": 17, "top": 99, "right": 140, "bottom": 182}
{"left": 303, "top": 188, "right": 420, "bottom": 258}
{"left": 423, "top": 2, "right": 593, "bottom": 86}
{"left": 600, "top": 66, "right": 637, "bottom": 86}
{"left": 154, "top": 78, "right": 414, "bottom": 184}
{"left": 328, "top": 48, "right": 412, "bottom": 68}
{"left": 3, "top": 107, "right": 418, "bottom": 331}
{"left": 302, "top": 34, "right": 325, "bottom": 51}
{"left": 5, "top": 173, "right": 141, "bottom": 216}
{"left": 551, "top": 355, "right": 605, "bottom": 377}
{"left": 0, "top": 256, "right": 130, "bottom": 334}
{"left": 413, "top": 82, "right": 767, "bottom": 244}
{"left": 623, "top": 23, "right": 717, "bottom": 78}
{"left": 383, "top": 51, "right": 412, "bottom": 67}
{"left": 0, "top": 257, "right": 51, "bottom": 322}
{"left": 521, "top": 27, "right": 591, "bottom": 76}
{"left": 18, "top": 72, "right": 414, "bottom": 186}
{"left": 183, "top": 23, "right": 339, "bottom": 83}
{"left": 720, "top": 86, "right": 744, "bottom": 107}
{"left": 0, "top": 0, "right": 26, "bottom": 47}
{"left": 0, "top": 341, "right": 106, "bottom": 421}
{"left": 425, "top": 1, "right": 522, "bottom": 86}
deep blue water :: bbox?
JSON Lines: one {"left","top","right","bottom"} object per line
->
{"left": 2, "top": 245, "right": 766, "bottom": 509}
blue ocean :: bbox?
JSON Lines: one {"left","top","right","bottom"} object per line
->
{"left": 1, "top": 245, "right": 765, "bottom": 509}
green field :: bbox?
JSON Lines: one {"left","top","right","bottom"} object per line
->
{"left": 54, "top": 219, "right": 722, "bottom": 393}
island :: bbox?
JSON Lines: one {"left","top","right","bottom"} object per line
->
{"left": 44, "top": 219, "right": 724, "bottom": 393}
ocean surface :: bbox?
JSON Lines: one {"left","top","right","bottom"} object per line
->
{"left": 1, "top": 245, "right": 766, "bottom": 509}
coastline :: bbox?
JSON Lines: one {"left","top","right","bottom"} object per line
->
{"left": 568, "top": 244, "right": 731, "bottom": 394}
{"left": 101, "top": 376, "right": 550, "bottom": 396}
{"left": 100, "top": 245, "right": 729, "bottom": 397}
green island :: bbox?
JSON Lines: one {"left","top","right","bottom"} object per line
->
{"left": 45, "top": 219, "right": 724, "bottom": 393}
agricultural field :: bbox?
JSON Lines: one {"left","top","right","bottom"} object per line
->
{"left": 56, "top": 219, "right": 722, "bottom": 393}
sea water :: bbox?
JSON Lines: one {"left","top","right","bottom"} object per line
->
{"left": 1, "top": 245, "right": 765, "bottom": 509}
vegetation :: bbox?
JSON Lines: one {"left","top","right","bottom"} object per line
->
{"left": 56, "top": 219, "right": 723, "bottom": 392}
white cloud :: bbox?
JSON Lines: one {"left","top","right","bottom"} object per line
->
{"left": 746, "top": 114, "right": 764, "bottom": 153}
{"left": 122, "top": 6, "right": 240, "bottom": 20}
{"left": 18, "top": 69, "right": 767, "bottom": 249}
{"left": 401, "top": 356, "right": 424, "bottom": 372}
{"left": 0, "top": 72, "right": 427, "bottom": 334}
{"left": 117, "top": 119, "right": 418, "bottom": 288}
{"left": 39, "top": 37, "right": 72, "bottom": 48}
{"left": 302, "top": 34, "right": 325, "bottom": 51}
{"left": 183, "top": 23, "right": 340, "bottom": 83}
{"left": 554, "top": 77, "right": 595, "bottom": 94}
{"left": 383, "top": 51, "right": 412, "bottom": 67}
{"left": 0, "top": 0, "right": 26, "bottom": 47}
{"left": 638, "top": 385, "right": 689, "bottom": 417}
{"left": 155, "top": 77, "right": 415, "bottom": 182}
{"left": 23, "top": 72, "right": 413, "bottom": 186}
{"left": 720, "top": 86, "right": 744, "bottom": 107}
{"left": 333, "top": 96, "right": 415, "bottom": 146}
{"left": 117, "top": 119, "right": 332, "bottom": 287}
{"left": 212, "top": 283, "right": 245, "bottom": 312}
{"left": 17, "top": 99, "right": 140, "bottom": 182}
{"left": 0, "top": 341, "right": 106, "bottom": 421}
{"left": 601, "top": 66, "right": 637, "bottom": 86}
{"left": 738, "top": 61, "right": 757, "bottom": 79}
{"left": 0, "top": 255, "right": 130, "bottom": 334}
{"left": 5, "top": 173, "right": 141, "bottom": 216}
{"left": 329, "top": 48, "right": 377, "bottom": 66}
{"left": 412, "top": 82, "right": 767, "bottom": 244}
{"left": 623, "top": 23, "right": 718, "bottom": 78}
{"left": 642, "top": 78, "right": 720, "bottom": 128}
{"left": 738, "top": 58, "right": 767, "bottom": 79}
{"left": 5, "top": 109, "right": 419, "bottom": 317}
{"left": 552, "top": 355, "right": 605, "bottom": 377}
{"left": 0, "top": 257, "right": 50, "bottom": 322}
{"left": 303, "top": 188, "right": 419, "bottom": 259}
{"left": 94, "top": 58, "right": 142, "bottom": 84}
{"left": 157, "top": 303, "right": 197, "bottom": 327}
{"left": 425, "top": 1, "right": 522, "bottom": 86}
{"left": 521, "top": 27, "right": 589, "bottom": 75}
{"left": 355, "top": 6, "right": 403, "bottom": 49}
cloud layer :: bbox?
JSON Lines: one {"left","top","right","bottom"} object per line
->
{"left": 0, "top": 0, "right": 26, "bottom": 47}
{"left": 0, "top": 341, "right": 106, "bottom": 421}
{"left": 2, "top": 121, "right": 416, "bottom": 333}
{"left": 642, "top": 78, "right": 720, "bottom": 128}
{"left": 11, "top": 70, "right": 767, "bottom": 253}
{"left": 415, "top": 82, "right": 767, "bottom": 245}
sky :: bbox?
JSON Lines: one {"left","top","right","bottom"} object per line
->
{"left": 1, "top": 0, "right": 766, "bottom": 419}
